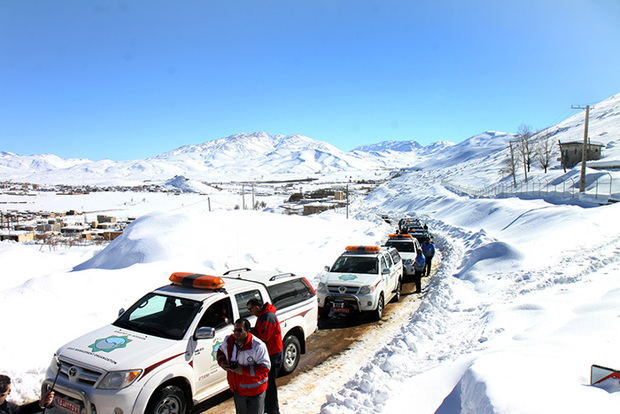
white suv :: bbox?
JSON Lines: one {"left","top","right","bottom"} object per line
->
{"left": 317, "top": 246, "right": 403, "bottom": 320}
{"left": 43, "top": 269, "right": 318, "bottom": 414}
{"left": 384, "top": 233, "right": 421, "bottom": 277}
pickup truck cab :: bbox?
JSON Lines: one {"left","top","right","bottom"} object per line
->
{"left": 384, "top": 233, "right": 421, "bottom": 277}
{"left": 43, "top": 269, "right": 317, "bottom": 414}
{"left": 317, "top": 246, "right": 403, "bottom": 320}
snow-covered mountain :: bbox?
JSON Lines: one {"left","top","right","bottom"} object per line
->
{"left": 1, "top": 93, "right": 620, "bottom": 188}
{"left": 353, "top": 140, "right": 425, "bottom": 153}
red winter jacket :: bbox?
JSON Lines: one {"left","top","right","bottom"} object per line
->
{"left": 216, "top": 333, "right": 271, "bottom": 396}
{"left": 252, "top": 303, "right": 283, "bottom": 357}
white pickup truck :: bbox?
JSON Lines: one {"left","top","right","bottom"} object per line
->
{"left": 42, "top": 269, "right": 318, "bottom": 414}
{"left": 384, "top": 233, "right": 421, "bottom": 277}
{"left": 317, "top": 245, "right": 403, "bottom": 320}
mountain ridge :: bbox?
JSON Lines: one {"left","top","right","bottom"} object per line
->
{"left": 1, "top": 93, "right": 619, "bottom": 187}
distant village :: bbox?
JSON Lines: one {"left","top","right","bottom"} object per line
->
{"left": 0, "top": 207, "right": 132, "bottom": 245}
{"left": 0, "top": 179, "right": 382, "bottom": 245}
{"left": 0, "top": 181, "right": 165, "bottom": 246}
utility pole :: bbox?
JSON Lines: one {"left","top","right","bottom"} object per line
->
{"left": 345, "top": 185, "right": 349, "bottom": 219}
{"left": 571, "top": 105, "right": 592, "bottom": 193}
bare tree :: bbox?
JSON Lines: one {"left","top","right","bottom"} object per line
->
{"left": 535, "top": 130, "right": 557, "bottom": 173}
{"left": 501, "top": 142, "right": 519, "bottom": 187}
{"left": 516, "top": 124, "right": 534, "bottom": 181}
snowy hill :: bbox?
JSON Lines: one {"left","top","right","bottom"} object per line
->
{"left": 353, "top": 140, "right": 425, "bottom": 153}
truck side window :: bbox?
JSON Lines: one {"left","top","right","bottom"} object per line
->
{"left": 198, "top": 298, "right": 233, "bottom": 330}
{"left": 390, "top": 250, "right": 401, "bottom": 264}
{"left": 381, "top": 255, "right": 389, "bottom": 272}
{"left": 267, "top": 279, "right": 314, "bottom": 310}
{"left": 235, "top": 290, "right": 262, "bottom": 319}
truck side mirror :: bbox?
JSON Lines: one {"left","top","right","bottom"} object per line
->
{"left": 118, "top": 308, "right": 125, "bottom": 317}
{"left": 195, "top": 327, "right": 215, "bottom": 340}
{"left": 324, "top": 265, "right": 330, "bottom": 272}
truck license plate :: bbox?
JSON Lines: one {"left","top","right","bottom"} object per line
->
{"left": 55, "top": 396, "right": 81, "bottom": 414}
{"left": 332, "top": 307, "right": 350, "bottom": 313}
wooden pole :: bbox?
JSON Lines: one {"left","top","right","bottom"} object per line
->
{"left": 579, "top": 105, "right": 590, "bottom": 193}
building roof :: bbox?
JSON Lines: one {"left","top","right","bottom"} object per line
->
{"left": 559, "top": 140, "right": 604, "bottom": 147}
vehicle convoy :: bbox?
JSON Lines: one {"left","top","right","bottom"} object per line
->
{"left": 398, "top": 218, "right": 430, "bottom": 244}
{"left": 43, "top": 269, "right": 318, "bottom": 414}
{"left": 317, "top": 245, "right": 403, "bottom": 320}
{"left": 383, "top": 233, "right": 421, "bottom": 278}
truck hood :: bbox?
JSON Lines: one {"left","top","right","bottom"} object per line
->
{"left": 56, "top": 324, "right": 184, "bottom": 372}
{"left": 324, "top": 272, "right": 380, "bottom": 286}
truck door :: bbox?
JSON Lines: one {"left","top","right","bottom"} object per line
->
{"left": 384, "top": 254, "right": 397, "bottom": 291}
{"left": 193, "top": 298, "right": 234, "bottom": 396}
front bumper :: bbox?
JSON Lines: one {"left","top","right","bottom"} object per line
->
{"left": 42, "top": 376, "right": 144, "bottom": 414}
{"left": 318, "top": 292, "right": 379, "bottom": 313}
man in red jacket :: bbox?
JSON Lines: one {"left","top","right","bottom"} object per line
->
{"left": 247, "top": 298, "right": 283, "bottom": 414}
{"left": 217, "top": 318, "right": 271, "bottom": 414}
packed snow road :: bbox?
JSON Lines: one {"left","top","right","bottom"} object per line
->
{"left": 192, "top": 270, "right": 434, "bottom": 414}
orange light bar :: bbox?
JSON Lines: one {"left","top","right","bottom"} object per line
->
{"left": 388, "top": 234, "right": 412, "bottom": 239}
{"left": 169, "top": 272, "right": 225, "bottom": 290}
{"left": 345, "top": 245, "right": 381, "bottom": 253}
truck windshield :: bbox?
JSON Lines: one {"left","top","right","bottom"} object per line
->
{"left": 114, "top": 293, "right": 201, "bottom": 340}
{"left": 385, "top": 240, "right": 415, "bottom": 253}
{"left": 331, "top": 256, "right": 378, "bottom": 274}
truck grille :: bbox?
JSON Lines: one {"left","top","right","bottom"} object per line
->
{"left": 327, "top": 285, "right": 359, "bottom": 294}
{"left": 59, "top": 357, "right": 105, "bottom": 387}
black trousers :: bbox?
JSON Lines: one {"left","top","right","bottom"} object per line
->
{"left": 233, "top": 391, "right": 265, "bottom": 414}
{"left": 424, "top": 256, "right": 433, "bottom": 276}
{"left": 414, "top": 270, "right": 423, "bottom": 293}
{"left": 266, "top": 353, "right": 283, "bottom": 414}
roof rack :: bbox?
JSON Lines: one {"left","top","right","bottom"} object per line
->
{"left": 223, "top": 267, "right": 252, "bottom": 276}
{"left": 269, "top": 272, "right": 296, "bottom": 281}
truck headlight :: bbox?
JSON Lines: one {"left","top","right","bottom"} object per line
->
{"left": 359, "top": 285, "right": 374, "bottom": 295}
{"left": 98, "top": 370, "right": 142, "bottom": 389}
{"left": 49, "top": 354, "right": 61, "bottom": 374}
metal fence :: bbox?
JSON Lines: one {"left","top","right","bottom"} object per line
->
{"left": 442, "top": 173, "right": 617, "bottom": 205}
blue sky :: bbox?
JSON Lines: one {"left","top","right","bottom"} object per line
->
{"left": 1, "top": 0, "right": 619, "bottom": 161}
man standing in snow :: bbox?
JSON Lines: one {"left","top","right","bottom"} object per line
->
{"left": 247, "top": 298, "right": 283, "bottom": 414}
{"left": 422, "top": 237, "right": 435, "bottom": 277}
{"left": 0, "top": 375, "right": 54, "bottom": 414}
{"left": 217, "top": 319, "right": 271, "bottom": 414}
{"left": 413, "top": 249, "right": 426, "bottom": 293}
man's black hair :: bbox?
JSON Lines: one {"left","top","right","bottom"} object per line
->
{"left": 247, "top": 298, "right": 264, "bottom": 308}
{"left": 234, "top": 318, "right": 251, "bottom": 332}
{"left": 0, "top": 374, "right": 10, "bottom": 394}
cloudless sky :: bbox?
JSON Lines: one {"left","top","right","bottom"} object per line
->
{"left": 1, "top": 0, "right": 619, "bottom": 160}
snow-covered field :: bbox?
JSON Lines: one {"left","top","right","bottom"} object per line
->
{"left": 2, "top": 170, "right": 620, "bottom": 413}
{"left": 2, "top": 93, "right": 620, "bottom": 412}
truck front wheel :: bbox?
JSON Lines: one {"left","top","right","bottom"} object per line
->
{"left": 372, "top": 294, "right": 384, "bottom": 321}
{"left": 146, "top": 385, "right": 187, "bottom": 414}
{"left": 280, "top": 335, "right": 301, "bottom": 376}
